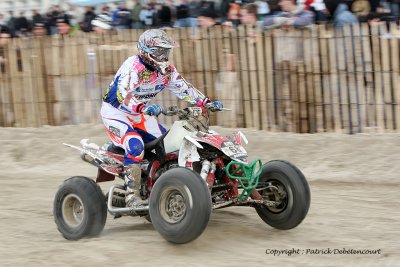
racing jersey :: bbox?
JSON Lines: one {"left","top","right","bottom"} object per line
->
{"left": 103, "top": 55, "right": 205, "bottom": 115}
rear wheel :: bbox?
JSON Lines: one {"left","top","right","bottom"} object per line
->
{"left": 53, "top": 176, "right": 107, "bottom": 240}
{"left": 149, "top": 168, "right": 212, "bottom": 244}
{"left": 255, "top": 160, "right": 310, "bottom": 230}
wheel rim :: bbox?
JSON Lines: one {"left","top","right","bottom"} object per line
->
{"left": 159, "top": 186, "right": 187, "bottom": 224}
{"left": 61, "top": 193, "right": 85, "bottom": 228}
{"left": 261, "top": 179, "right": 289, "bottom": 213}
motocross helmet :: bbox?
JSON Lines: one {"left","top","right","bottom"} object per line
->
{"left": 137, "top": 29, "right": 176, "bottom": 75}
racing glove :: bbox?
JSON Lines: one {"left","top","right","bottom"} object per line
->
{"left": 142, "top": 104, "right": 162, "bottom": 116}
{"left": 210, "top": 101, "right": 223, "bottom": 110}
{"left": 196, "top": 98, "right": 224, "bottom": 110}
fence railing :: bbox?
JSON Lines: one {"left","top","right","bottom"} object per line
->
{"left": 0, "top": 23, "right": 399, "bottom": 133}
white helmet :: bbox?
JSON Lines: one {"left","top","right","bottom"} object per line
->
{"left": 137, "top": 29, "right": 176, "bottom": 74}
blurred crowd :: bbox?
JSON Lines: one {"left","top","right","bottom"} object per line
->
{"left": 0, "top": 0, "right": 399, "bottom": 39}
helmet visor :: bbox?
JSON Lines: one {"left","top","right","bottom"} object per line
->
{"left": 151, "top": 47, "right": 171, "bottom": 62}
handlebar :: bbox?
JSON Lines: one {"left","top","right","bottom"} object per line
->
{"left": 143, "top": 105, "right": 231, "bottom": 117}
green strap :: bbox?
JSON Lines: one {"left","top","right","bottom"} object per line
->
{"left": 226, "top": 159, "right": 262, "bottom": 201}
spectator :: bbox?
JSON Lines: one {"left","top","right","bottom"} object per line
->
{"left": 91, "top": 14, "right": 114, "bottom": 33}
{"left": 188, "top": 0, "right": 200, "bottom": 27}
{"left": 101, "top": 5, "right": 112, "bottom": 16}
{"left": 220, "top": 0, "right": 231, "bottom": 22}
{"left": 48, "top": 5, "right": 62, "bottom": 35}
{"left": 32, "top": 10, "right": 43, "bottom": 25}
{"left": 256, "top": 0, "right": 270, "bottom": 20}
{"left": 268, "top": 0, "right": 281, "bottom": 13}
{"left": 307, "top": 0, "right": 329, "bottom": 23}
{"left": 81, "top": 6, "right": 96, "bottom": 32}
{"left": 66, "top": 4, "right": 83, "bottom": 28}
{"left": 113, "top": 3, "right": 131, "bottom": 30}
{"left": 166, "top": 0, "right": 177, "bottom": 26}
{"left": 0, "top": 25, "right": 12, "bottom": 45}
{"left": 155, "top": 3, "right": 173, "bottom": 27}
{"left": 240, "top": 3, "right": 260, "bottom": 25}
{"left": 264, "top": 0, "right": 315, "bottom": 28}
{"left": 0, "top": 14, "right": 5, "bottom": 26}
{"left": 351, "top": 0, "right": 371, "bottom": 21}
{"left": 140, "top": 4, "right": 156, "bottom": 27}
{"left": 56, "top": 17, "right": 72, "bottom": 35}
{"left": 16, "top": 11, "right": 29, "bottom": 36}
{"left": 32, "top": 22, "right": 47, "bottom": 37}
{"left": 131, "top": 0, "right": 143, "bottom": 29}
{"left": 197, "top": 4, "right": 219, "bottom": 28}
{"left": 176, "top": 0, "right": 191, "bottom": 27}
{"left": 324, "top": 0, "right": 358, "bottom": 26}
{"left": 7, "top": 11, "right": 17, "bottom": 37}
{"left": 389, "top": 0, "right": 400, "bottom": 19}
{"left": 369, "top": 0, "right": 381, "bottom": 12}
{"left": 367, "top": 3, "right": 395, "bottom": 25}
{"left": 227, "top": 1, "right": 242, "bottom": 27}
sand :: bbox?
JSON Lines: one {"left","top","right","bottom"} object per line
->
{"left": 0, "top": 124, "right": 399, "bottom": 267}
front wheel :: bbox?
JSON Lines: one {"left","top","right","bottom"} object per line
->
{"left": 255, "top": 160, "right": 310, "bottom": 230}
{"left": 149, "top": 168, "right": 212, "bottom": 244}
{"left": 53, "top": 176, "right": 107, "bottom": 240}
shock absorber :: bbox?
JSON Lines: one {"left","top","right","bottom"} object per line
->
{"left": 200, "top": 160, "right": 211, "bottom": 180}
{"left": 206, "top": 162, "right": 216, "bottom": 190}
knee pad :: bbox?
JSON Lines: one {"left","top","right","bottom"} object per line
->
{"left": 122, "top": 134, "right": 144, "bottom": 164}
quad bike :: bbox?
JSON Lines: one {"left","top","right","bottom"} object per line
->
{"left": 53, "top": 105, "right": 311, "bottom": 244}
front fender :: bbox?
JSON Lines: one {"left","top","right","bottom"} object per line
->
{"left": 178, "top": 136, "right": 202, "bottom": 167}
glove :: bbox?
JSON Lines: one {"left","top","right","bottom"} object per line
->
{"left": 196, "top": 98, "right": 223, "bottom": 110}
{"left": 210, "top": 101, "right": 223, "bottom": 110}
{"left": 142, "top": 104, "right": 162, "bottom": 116}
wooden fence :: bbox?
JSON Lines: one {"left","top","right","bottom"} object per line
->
{"left": 0, "top": 23, "right": 399, "bottom": 133}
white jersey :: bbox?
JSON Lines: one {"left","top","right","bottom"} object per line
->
{"left": 103, "top": 55, "right": 205, "bottom": 115}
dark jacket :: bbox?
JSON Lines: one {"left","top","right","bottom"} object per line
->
{"left": 177, "top": 4, "right": 190, "bottom": 19}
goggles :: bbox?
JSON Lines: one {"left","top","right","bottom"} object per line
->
{"left": 150, "top": 47, "right": 171, "bottom": 62}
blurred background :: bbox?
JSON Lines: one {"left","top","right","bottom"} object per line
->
{"left": 0, "top": 0, "right": 399, "bottom": 134}
{"left": 1, "top": 2, "right": 400, "bottom": 266}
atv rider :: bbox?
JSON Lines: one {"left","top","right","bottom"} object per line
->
{"left": 101, "top": 29, "right": 223, "bottom": 208}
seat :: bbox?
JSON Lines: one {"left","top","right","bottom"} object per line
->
{"left": 107, "top": 143, "right": 125, "bottom": 155}
{"left": 144, "top": 131, "right": 169, "bottom": 151}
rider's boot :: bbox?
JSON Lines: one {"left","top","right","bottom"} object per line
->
{"left": 124, "top": 164, "right": 148, "bottom": 208}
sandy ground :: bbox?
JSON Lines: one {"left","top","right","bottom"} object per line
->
{"left": 0, "top": 124, "right": 399, "bottom": 267}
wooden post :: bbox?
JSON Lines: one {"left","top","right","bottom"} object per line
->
{"left": 380, "top": 25, "right": 393, "bottom": 131}
{"left": 390, "top": 23, "right": 400, "bottom": 131}
{"left": 8, "top": 38, "right": 25, "bottom": 127}
{"left": 342, "top": 25, "right": 356, "bottom": 134}
{"left": 229, "top": 26, "right": 244, "bottom": 127}
{"left": 0, "top": 43, "right": 12, "bottom": 126}
{"left": 328, "top": 26, "right": 341, "bottom": 132}
{"left": 305, "top": 28, "right": 318, "bottom": 133}
{"left": 256, "top": 30, "right": 268, "bottom": 130}
{"left": 246, "top": 25, "right": 261, "bottom": 130}
{"left": 298, "top": 61, "right": 307, "bottom": 133}
{"left": 238, "top": 25, "right": 253, "bottom": 128}
{"left": 371, "top": 25, "right": 385, "bottom": 132}
{"left": 318, "top": 25, "right": 332, "bottom": 132}
{"left": 352, "top": 23, "right": 366, "bottom": 133}
{"left": 360, "top": 24, "right": 376, "bottom": 130}
{"left": 264, "top": 30, "right": 275, "bottom": 131}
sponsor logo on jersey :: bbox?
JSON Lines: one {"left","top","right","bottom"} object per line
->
{"left": 109, "top": 126, "right": 121, "bottom": 137}
{"left": 138, "top": 70, "right": 151, "bottom": 83}
{"left": 134, "top": 93, "right": 158, "bottom": 100}
{"left": 180, "top": 89, "right": 189, "bottom": 97}
{"left": 116, "top": 90, "right": 123, "bottom": 103}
